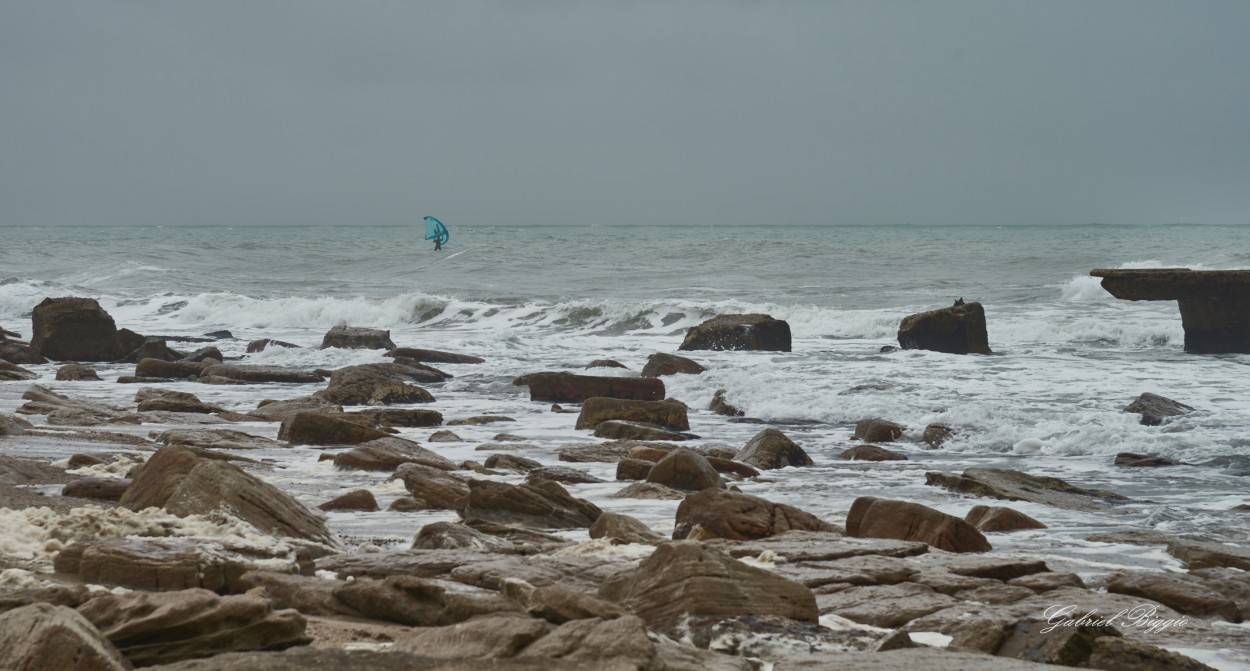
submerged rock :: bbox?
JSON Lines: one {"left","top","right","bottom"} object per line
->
{"left": 925, "top": 467, "right": 1129, "bottom": 512}
{"left": 1124, "top": 392, "right": 1195, "bottom": 426}
{"left": 521, "top": 372, "right": 665, "bottom": 403}
{"left": 847, "top": 496, "right": 991, "bottom": 553}
{"left": 964, "top": 505, "right": 1047, "bottom": 533}
{"left": 320, "top": 325, "right": 396, "bottom": 350}
{"left": 673, "top": 489, "right": 837, "bottom": 541}
{"left": 385, "top": 347, "right": 484, "bottom": 364}
{"left": 641, "top": 352, "right": 706, "bottom": 377}
{"left": 736, "top": 428, "right": 813, "bottom": 470}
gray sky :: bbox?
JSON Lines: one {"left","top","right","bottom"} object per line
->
{"left": 3, "top": 1, "right": 1249, "bottom": 227}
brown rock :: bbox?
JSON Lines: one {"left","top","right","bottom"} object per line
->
{"left": 846, "top": 497, "right": 991, "bottom": 553}
{"left": 854, "top": 418, "right": 904, "bottom": 442}
{"left": 390, "top": 612, "right": 550, "bottom": 659}
{"left": 897, "top": 301, "right": 992, "bottom": 354}
{"left": 598, "top": 541, "right": 817, "bottom": 642}
{"left": 522, "top": 372, "right": 665, "bottom": 403}
{"left": 384, "top": 347, "right": 484, "bottom": 364}
{"left": 459, "top": 479, "right": 602, "bottom": 529}
{"left": 119, "top": 446, "right": 337, "bottom": 548}
{"left": 56, "top": 363, "right": 101, "bottom": 381}
{"left": 198, "top": 364, "right": 323, "bottom": 384}
{"left": 1008, "top": 572, "right": 1086, "bottom": 592}
{"left": 1107, "top": 571, "right": 1241, "bottom": 621}
{"left": 922, "top": 423, "right": 954, "bottom": 448}
{"left": 1167, "top": 539, "right": 1250, "bottom": 571}
{"left": 246, "top": 338, "right": 299, "bottom": 353}
{"left": 249, "top": 396, "right": 341, "bottom": 422}
{"left": 62, "top": 477, "right": 131, "bottom": 501}
{"left": 589, "top": 512, "right": 664, "bottom": 545}
{"left": 332, "top": 576, "right": 518, "bottom": 627}
{"left": 925, "top": 467, "right": 1130, "bottom": 512}
{"left": 525, "top": 466, "right": 604, "bottom": 485}
{"left": 841, "top": 444, "right": 908, "bottom": 461}
{"left": 641, "top": 352, "right": 706, "bottom": 377}
{"left": 593, "top": 420, "right": 693, "bottom": 441}
{"left": 0, "top": 359, "right": 40, "bottom": 381}
{"left": 278, "top": 412, "right": 390, "bottom": 446}
{"left": 965, "top": 505, "right": 1047, "bottom": 532}
{"left": 1088, "top": 636, "right": 1221, "bottom": 671}
{"left": 615, "top": 458, "right": 654, "bottom": 481}
{"left": 31, "top": 297, "right": 129, "bottom": 361}
{"left": 428, "top": 430, "right": 462, "bottom": 442}
{"left": 77, "top": 588, "right": 309, "bottom": 667}
{"left": 673, "top": 488, "right": 838, "bottom": 541}
{"left": 585, "top": 358, "right": 628, "bottom": 369}
{"left": 610, "top": 482, "right": 686, "bottom": 500}
{"left": 412, "top": 522, "right": 513, "bottom": 551}
{"left": 152, "top": 428, "right": 288, "bottom": 451}
{"left": 645, "top": 448, "right": 721, "bottom": 492}
{"left": 736, "top": 428, "right": 813, "bottom": 469}
{"left": 1115, "top": 452, "right": 1182, "bottom": 467}
{"left": 393, "top": 463, "right": 470, "bottom": 510}
{"left": 817, "top": 582, "right": 958, "bottom": 628}
{"left": 54, "top": 537, "right": 287, "bottom": 594}
{"left": 353, "top": 407, "right": 443, "bottom": 427}
{"left": 319, "top": 325, "right": 395, "bottom": 350}
{"left": 709, "top": 389, "right": 745, "bottom": 417}
{"left": 484, "top": 453, "right": 542, "bottom": 473}
{"left": 576, "top": 397, "right": 689, "bottom": 432}
{"left": 133, "top": 358, "right": 209, "bottom": 379}
{"left": 314, "top": 363, "right": 439, "bottom": 406}
{"left": 679, "top": 313, "right": 792, "bottom": 352}
{"left": 318, "top": 489, "right": 379, "bottom": 511}
{"left": 1125, "top": 392, "right": 1195, "bottom": 426}
{"left": 0, "top": 603, "right": 130, "bottom": 671}
{"left": 332, "top": 436, "right": 456, "bottom": 471}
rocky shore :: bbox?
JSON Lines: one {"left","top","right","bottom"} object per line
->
{"left": 1, "top": 298, "right": 1248, "bottom": 670}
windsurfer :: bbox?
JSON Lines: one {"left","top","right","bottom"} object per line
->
{"left": 434, "top": 237, "right": 442, "bottom": 251}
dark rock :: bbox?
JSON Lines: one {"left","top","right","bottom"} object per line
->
{"left": 709, "top": 389, "right": 745, "bottom": 417}
{"left": 585, "top": 358, "right": 627, "bottom": 369}
{"left": 152, "top": 428, "right": 288, "bottom": 451}
{"left": 428, "top": 429, "right": 462, "bottom": 442}
{"left": 615, "top": 458, "right": 654, "bottom": 481}
{"left": 598, "top": 541, "right": 817, "bottom": 643}
{"left": 897, "top": 301, "right": 992, "bottom": 354}
{"left": 590, "top": 512, "right": 664, "bottom": 544}
{"left": 736, "top": 428, "right": 814, "bottom": 469}
{"left": 0, "top": 360, "right": 38, "bottom": 381}
{"left": 384, "top": 347, "right": 484, "bottom": 364}
{"left": 925, "top": 467, "right": 1129, "bottom": 511}
{"left": 0, "top": 412, "right": 33, "bottom": 436}
{"left": 576, "top": 397, "right": 688, "bottom": 431}
{"left": 332, "top": 575, "right": 517, "bottom": 627}
{"left": 320, "top": 325, "right": 396, "bottom": 350}
{"left": 78, "top": 588, "right": 309, "bottom": 667}
{"left": 964, "top": 505, "right": 1047, "bottom": 532}
{"left": 0, "top": 603, "right": 130, "bottom": 671}
{"left": 0, "top": 338, "right": 49, "bottom": 365}
{"left": 458, "top": 479, "right": 602, "bottom": 529}
{"left": 332, "top": 436, "right": 456, "bottom": 471}
{"left": 645, "top": 448, "right": 721, "bottom": 492}
{"left": 31, "top": 297, "right": 128, "bottom": 361}
{"left": 135, "top": 387, "right": 223, "bottom": 414}
{"left": 134, "top": 358, "right": 210, "bottom": 379}
{"left": 679, "top": 313, "right": 792, "bottom": 352}
{"left": 125, "top": 339, "right": 183, "bottom": 363}
{"left": 446, "top": 415, "right": 515, "bottom": 426}
{"left": 319, "top": 489, "right": 379, "bottom": 511}
{"left": 412, "top": 522, "right": 513, "bottom": 551}
{"left": 119, "top": 446, "right": 337, "bottom": 548}
{"left": 1088, "top": 636, "right": 1222, "bottom": 671}
{"left": 1115, "top": 452, "right": 1182, "bottom": 467}
{"left": 246, "top": 338, "right": 299, "bottom": 353}
{"left": 841, "top": 444, "right": 908, "bottom": 461}
{"left": 1091, "top": 268, "right": 1250, "bottom": 354}
{"left": 352, "top": 407, "right": 443, "bottom": 427}
{"left": 641, "top": 352, "right": 706, "bottom": 377}
{"left": 62, "top": 477, "right": 130, "bottom": 501}
{"left": 674, "top": 489, "right": 838, "bottom": 541}
{"left": 610, "top": 482, "right": 686, "bottom": 500}
{"left": 593, "top": 419, "right": 694, "bottom": 441}
{"left": 1125, "top": 392, "right": 1195, "bottom": 426}
{"left": 393, "top": 463, "right": 470, "bottom": 510}
{"left": 181, "top": 346, "right": 223, "bottom": 363}
{"left": 514, "top": 584, "right": 626, "bottom": 625}
{"left": 55, "top": 363, "right": 101, "bottom": 381}
{"left": 854, "top": 418, "right": 905, "bottom": 442}
{"left": 847, "top": 497, "right": 991, "bottom": 553}
{"left": 249, "top": 396, "right": 341, "bottom": 422}
{"left": 1166, "top": 539, "right": 1250, "bottom": 571}
{"left": 484, "top": 453, "right": 542, "bottom": 473}
{"left": 390, "top": 612, "right": 551, "bottom": 658}
{"left": 199, "top": 364, "right": 323, "bottom": 383}
{"left": 522, "top": 372, "right": 665, "bottom": 403}
{"left": 525, "top": 466, "right": 604, "bottom": 485}
{"left": 278, "top": 412, "right": 390, "bottom": 446}
{"left": 922, "top": 423, "right": 954, "bottom": 448}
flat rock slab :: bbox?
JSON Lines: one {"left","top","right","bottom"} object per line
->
{"left": 702, "top": 531, "right": 926, "bottom": 562}
{"left": 925, "top": 467, "right": 1129, "bottom": 512}
{"left": 775, "top": 648, "right": 1077, "bottom": 670}
{"left": 1092, "top": 268, "right": 1250, "bottom": 353}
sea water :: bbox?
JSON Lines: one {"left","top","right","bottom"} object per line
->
{"left": 1, "top": 223, "right": 1248, "bottom": 578}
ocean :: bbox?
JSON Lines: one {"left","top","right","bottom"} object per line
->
{"left": 2, "top": 223, "right": 1249, "bottom": 592}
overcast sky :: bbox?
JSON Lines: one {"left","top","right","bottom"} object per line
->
{"left": 3, "top": 1, "right": 1249, "bottom": 227}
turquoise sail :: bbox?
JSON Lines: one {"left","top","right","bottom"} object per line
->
{"left": 423, "top": 216, "right": 449, "bottom": 245}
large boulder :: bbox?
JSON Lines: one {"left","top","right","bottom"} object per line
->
{"left": 135, "top": 388, "right": 222, "bottom": 414}
{"left": 458, "top": 479, "right": 602, "bottom": 529}
{"left": 590, "top": 512, "right": 665, "bottom": 545}
{"left": 841, "top": 444, "right": 908, "bottom": 461}
{"left": 249, "top": 396, "right": 342, "bottom": 422}
{"left": 679, "top": 313, "right": 791, "bottom": 352}
{"left": 846, "top": 496, "right": 991, "bottom": 553}
{"left": 119, "top": 446, "right": 337, "bottom": 548}
{"left": 854, "top": 418, "right": 905, "bottom": 442}
{"left": 964, "top": 505, "right": 1047, "bottom": 533}
{"left": 332, "top": 436, "right": 456, "bottom": 471}
{"left": 352, "top": 407, "right": 443, "bottom": 427}
{"left": 925, "top": 468, "right": 1129, "bottom": 512}
{"left": 645, "top": 448, "right": 721, "bottom": 492}
{"left": 0, "top": 603, "right": 130, "bottom": 671}
{"left": 278, "top": 412, "right": 391, "bottom": 446}
{"left": 641, "top": 352, "right": 706, "bottom": 378}
{"left": 1124, "top": 392, "right": 1194, "bottom": 426}
{"left": 598, "top": 541, "right": 817, "bottom": 642}
{"left": 521, "top": 372, "right": 665, "bottom": 403}
{"left": 314, "top": 363, "right": 438, "bottom": 406}
{"left": 30, "top": 297, "right": 128, "bottom": 361}
{"left": 77, "top": 589, "right": 309, "bottom": 667}
{"left": 575, "top": 397, "right": 689, "bottom": 431}
{"left": 1091, "top": 268, "right": 1250, "bottom": 353}
{"left": 673, "top": 489, "right": 838, "bottom": 541}
{"left": 56, "top": 363, "right": 101, "bottom": 381}
{"left": 319, "top": 325, "right": 396, "bottom": 350}
{"left": 897, "top": 300, "right": 991, "bottom": 354}
{"left": 735, "top": 428, "right": 813, "bottom": 469}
